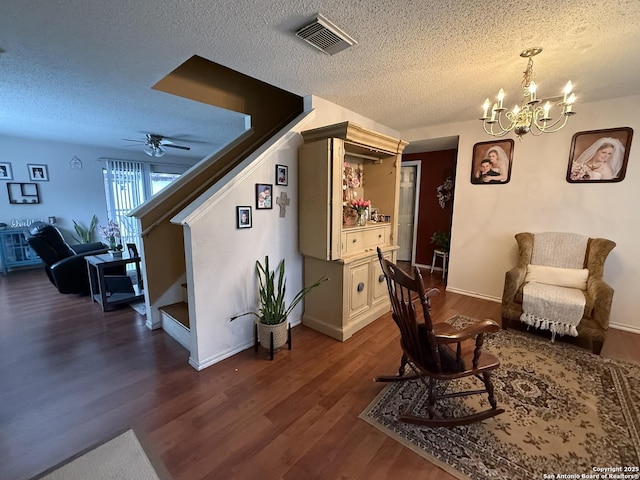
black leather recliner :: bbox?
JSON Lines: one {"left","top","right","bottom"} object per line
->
{"left": 27, "top": 222, "right": 110, "bottom": 294}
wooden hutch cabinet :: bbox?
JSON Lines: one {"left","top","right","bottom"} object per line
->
{"left": 298, "top": 122, "right": 407, "bottom": 341}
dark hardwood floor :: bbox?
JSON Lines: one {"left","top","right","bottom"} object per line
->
{"left": 1, "top": 266, "right": 638, "bottom": 480}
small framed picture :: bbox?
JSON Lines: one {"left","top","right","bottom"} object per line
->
{"left": 0, "top": 162, "right": 13, "bottom": 180}
{"left": 566, "top": 127, "right": 633, "bottom": 183}
{"left": 470, "top": 140, "right": 514, "bottom": 184}
{"left": 126, "top": 243, "right": 139, "bottom": 258}
{"left": 255, "top": 183, "right": 273, "bottom": 210}
{"left": 276, "top": 164, "right": 288, "bottom": 186}
{"left": 28, "top": 164, "right": 49, "bottom": 181}
{"left": 237, "top": 206, "right": 252, "bottom": 228}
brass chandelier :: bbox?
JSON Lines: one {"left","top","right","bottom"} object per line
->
{"left": 480, "top": 47, "right": 576, "bottom": 138}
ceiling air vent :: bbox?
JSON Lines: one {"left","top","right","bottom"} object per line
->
{"left": 295, "top": 14, "right": 357, "bottom": 56}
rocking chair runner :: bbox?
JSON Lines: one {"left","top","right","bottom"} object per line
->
{"left": 375, "top": 248, "right": 504, "bottom": 427}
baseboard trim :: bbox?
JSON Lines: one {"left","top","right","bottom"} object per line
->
{"left": 190, "top": 318, "right": 303, "bottom": 370}
{"left": 302, "top": 303, "right": 390, "bottom": 342}
{"left": 445, "top": 286, "right": 501, "bottom": 303}
{"left": 302, "top": 315, "right": 348, "bottom": 341}
{"left": 609, "top": 322, "right": 640, "bottom": 334}
{"left": 190, "top": 341, "right": 253, "bottom": 371}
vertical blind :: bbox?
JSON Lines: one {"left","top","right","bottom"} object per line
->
{"left": 104, "top": 160, "right": 145, "bottom": 249}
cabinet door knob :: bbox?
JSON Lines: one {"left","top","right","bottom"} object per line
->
{"left": 378, "top": 274, "right": 385, "bottom": 283}
{"left": 357, "top": 282, "right": 365, "bottom": 292}
{"left": 352, "top": 239, "right": 357, "bottom": 243}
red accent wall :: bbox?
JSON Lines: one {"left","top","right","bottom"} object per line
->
{"left": 402, "top": 150, "right": 457, "bottom": 266}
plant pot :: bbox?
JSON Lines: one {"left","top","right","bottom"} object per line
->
{"left": 257, "top": 320, "right": 289, "bottom": 350}
{"left": 109, "top": 250, "right": 122, "bottom": 258}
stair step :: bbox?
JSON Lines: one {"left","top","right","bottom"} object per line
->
{"left": 160, "top": 302, "right": 189, "bottom": 329}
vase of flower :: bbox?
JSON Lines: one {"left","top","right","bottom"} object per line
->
{"left": 350, "top": 199, "right": 371, "bottom": 227}
{"left": 100, "top": 220, "right": 123, "bottom": 257}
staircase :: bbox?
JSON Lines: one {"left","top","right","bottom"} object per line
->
{"left": 129, "top": 56, "right": 304, "bottom": 365}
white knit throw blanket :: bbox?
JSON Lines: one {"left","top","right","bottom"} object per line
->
{"left": 520, "top": 232, "right": 589, "bottom": 340}
{"left": 521, "top": 283, "right": 585, "bottom": 340}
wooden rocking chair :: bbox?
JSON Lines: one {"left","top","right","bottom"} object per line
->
{"left": 376, "top": 248, "right": 504, "bottom": 427}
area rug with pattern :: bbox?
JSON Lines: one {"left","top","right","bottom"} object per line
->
{"left": 32, "top": 429, "right": 171, "bottom": 480}
{"left": 359, "top": 315, "right": 640, "bottom": 480}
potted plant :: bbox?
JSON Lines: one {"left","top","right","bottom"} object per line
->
{"left": 231, "top": 256, "right": 327, "bottom": 353}
{"left": 72, "top": 214, "right": 98, "bottom": 244}
{"left": 430, "top": 231, "right": 451, "bottom": 252}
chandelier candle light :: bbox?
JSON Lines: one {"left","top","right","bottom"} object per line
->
{"left": 480, "top": 47, "right": 576, "bottom": 139}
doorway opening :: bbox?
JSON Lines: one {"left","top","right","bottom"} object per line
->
{"left": 400, "top": 138, "right": 459, "bottom": 282}
{"left": 397, "top": 161, "right": 421, "bottom": 263}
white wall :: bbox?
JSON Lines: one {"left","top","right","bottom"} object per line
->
{"left": 402, "top": 94, "right": 640, "bottom": 333}
{"left": 0, "top": 136, "right": 110, "bottom": 240}
{"left": 176, "top": 96, "right": 401, "bottom": 370}
{"left": 0, "top": 135, "right": 194, "bottom": 244}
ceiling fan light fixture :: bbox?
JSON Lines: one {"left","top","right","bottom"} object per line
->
{"left": 144, "top": 145, "right": 165, "bottom": 157}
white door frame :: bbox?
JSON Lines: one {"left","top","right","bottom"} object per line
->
{"left": 400, "top": 161, "right": 421, "bottom": 265}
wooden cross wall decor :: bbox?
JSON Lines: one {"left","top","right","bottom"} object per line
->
{"left": 276, "top": 191, "right": 290, "bottom": 218}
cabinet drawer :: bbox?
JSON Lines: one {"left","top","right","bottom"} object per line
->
{"left": 343, "top": 226, "right": 390, "bottom": 256}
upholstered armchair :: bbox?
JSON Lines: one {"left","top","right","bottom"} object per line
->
{"left": 502, "top": 232, "right": 616, "bottom": 354}
{"left": 27, "top": 222, "right": 110, "bottom": 294}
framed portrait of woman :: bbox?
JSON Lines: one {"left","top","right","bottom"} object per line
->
{"left": 0, "top": 162, "right": 13, "bottom": 180}
{"left": 470, "top": 139, "right": 514, "bottom": 185}
{"left": 28, "top": 164, "right": 49, "bottom": 181}
{"left": 566, "top": 127, "right": 633, "bottom": 183}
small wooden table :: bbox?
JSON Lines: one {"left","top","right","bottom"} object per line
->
{"left": 85, "top": 253, "right": 143, "bottom": 311}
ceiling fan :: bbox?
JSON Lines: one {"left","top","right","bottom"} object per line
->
{"left": 123, "top": 134, "right": 191, "bottom": 157}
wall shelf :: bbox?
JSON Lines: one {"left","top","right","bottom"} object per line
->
{"left": 7, "top": 183, "right": 40, "bottom": 204}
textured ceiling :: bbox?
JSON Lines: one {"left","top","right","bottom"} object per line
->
{"left": 2, "top": 0, "right": 640, "bottom": 159}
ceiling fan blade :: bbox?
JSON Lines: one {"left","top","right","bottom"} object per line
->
{"left": 162, "top": 144, "right": 191, "bottom": 151}
{"left": 122, "top": 138, "right": 146, "bottom": 143}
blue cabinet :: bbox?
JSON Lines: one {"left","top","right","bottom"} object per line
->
{"left": 0, "top": 228, "right": 42, "bottom": 275}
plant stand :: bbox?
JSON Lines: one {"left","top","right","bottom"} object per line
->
{"left": 254, "top": 322, "right": 292, "bottom": 360}
{"left": 430, "top": 249, "right": 449, "bottom": 279}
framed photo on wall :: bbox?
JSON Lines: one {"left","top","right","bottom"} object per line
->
{"left": 566, "top": 127, "right": 633, "bottom": 183}
{"left": 237, "top": 206, "right": 252, "bottom": 229}
{"left": 28, "top": 164, "right": 49, "bottom": 181}
{"left": 255, "top": 183, "right": 273, "bottom": 209}
{"left": 470, "top": 139, "right": 514, "bottom": 184}
{"left": 0, "top": 162, "right": 13, "bottom": 180}
{"left": 275, "top": 164, "right": 288, "bottom": 186}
